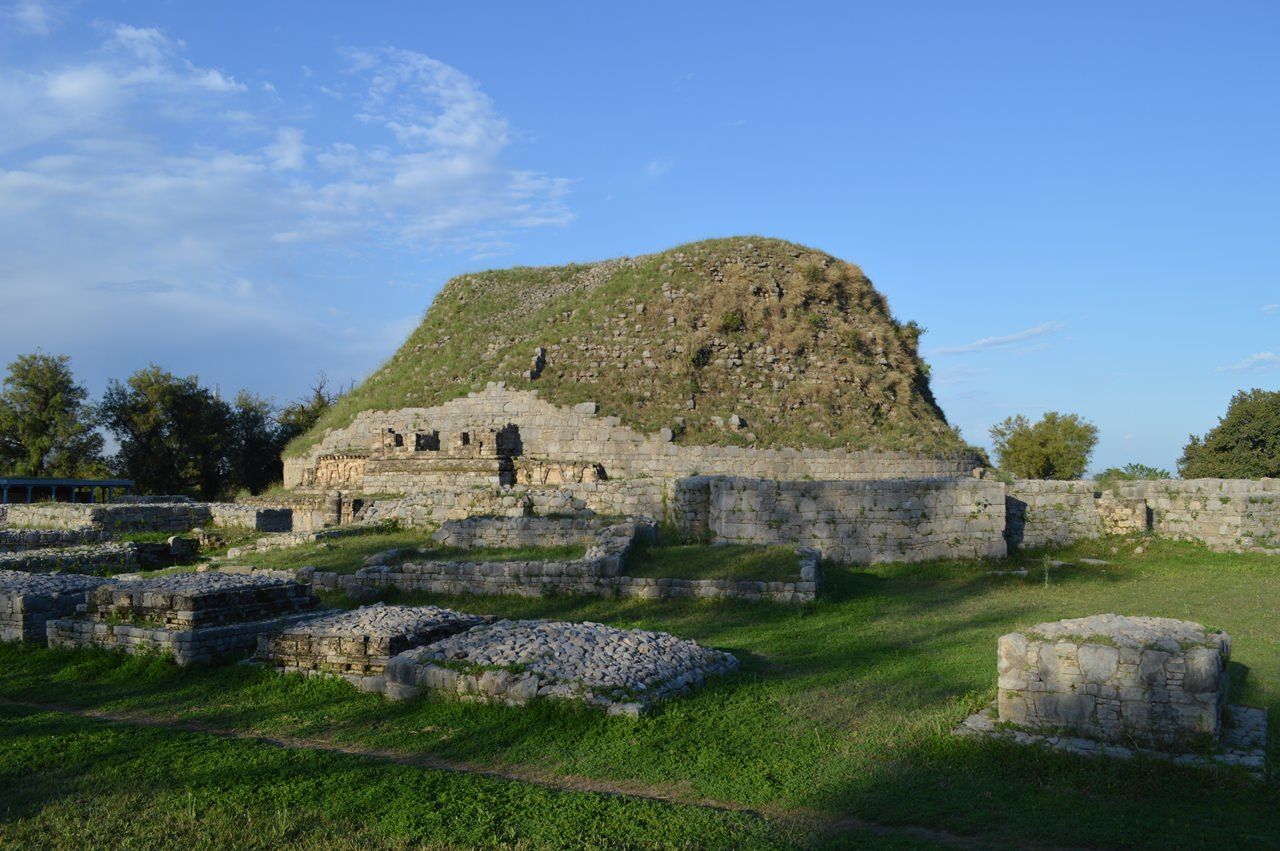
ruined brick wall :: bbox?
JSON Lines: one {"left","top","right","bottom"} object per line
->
{"left": 284, "top": 384, "right": 983, "bottom": 489}
{"left": 1004, "top": 480, "right": 1103, "bottom": 550}
{"left": 701, "top": 477, "right": 1007, "bottom": 563}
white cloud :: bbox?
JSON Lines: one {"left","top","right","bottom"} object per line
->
{"left": 1263, "top": 303, "right": 1279, "bottom": 314}
{"left": 6, "top": 0, "right": 58, "bottom": 36}
{"left": 0, "top": 25, "right": 574, "bottom": 397}
{"left": 934, "top": 321, "right": 1064, "bottom": 355}
{"left": 1218, "top": 352, "right": 1280, "bottom": 373}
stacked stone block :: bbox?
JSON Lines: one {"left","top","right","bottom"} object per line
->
{"left": 47, "top": 572, "right": 322, "bottom": 665}
{"left": 384, "top": 619, "right": 739, "bottom": 716}
{"left": 0, "top": 528, "right": 111, "bottom": 552}
{"left": 0, "top": 542, "right": 138, "bottom": 575}
{"left": 997, "top": 614, "right": 1230, "bottom": 748}
{"left": 256, "top": 604, "right": 488, "bottom": 691}
{"left": 0, "top": 570, "right": 112, "bottom": 644}
{"left": 430, "top": 515, "right": 610, "bottom": 550}
{"left": 1004, "top": 480, "right": 1103, "bottom": 550}
{"left": 705, "top": 477, "right": 1006, "bottom": 563}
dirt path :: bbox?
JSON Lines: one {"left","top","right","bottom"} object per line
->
{"left": 0, "top": 697, "right": 1078, "bottom": 850}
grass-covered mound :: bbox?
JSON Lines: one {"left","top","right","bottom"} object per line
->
{"left": 287, "top": 237, "right": 969, "bottom": 456}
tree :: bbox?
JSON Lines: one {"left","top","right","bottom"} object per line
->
{"left": 99, "top": 366, "right": 232, "bottom": 498}
{"left": 227, "top": 391, "right": 283, "bottom": 495}
{"left": 990, "top": 411, "right": 1099, "bottom": 480}
{"left": 1095, "top": 462, "right": 1171, "bottom": 491}
{"left": 277, "top": 374, "right": 339, "bottom": 446}
{"left": 0, "top": 352, "right": 103, "bottom": 477}
{"left": 1179, "top": 389, "right": 1280, "bottom": 479}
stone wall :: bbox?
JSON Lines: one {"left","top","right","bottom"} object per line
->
{"left": 1005, "top": 480, "right": 1104, "bottom": 550}
{"left": 2, "top": 502, "right": 212, "bottom": 532}
{"left": 1112, "top": 479, "right": 1280, "bottom": 552}
{"left": 0, "top": 542, "right": 138, "bottom": 574}
{"left": 0, "top": 527, "right": 110, "bottom": 552}
{"left": 285, "top": 384, "right": 983, "bottom": 489}
{"left": 207, "top": 503, "right": 294, "bottom": 532}
{"left": 430, "top": 515, "right": 613, "bottom": 550}
{"left": 701, "top": 477, "right": 1007, "bottom": 563}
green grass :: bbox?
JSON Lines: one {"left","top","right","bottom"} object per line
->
{"left": 625, "top": 542, "right": 803, "bottom": 582}
{"left": 285, "top": 237, "right": 971, "bottom": 457}
{"left": 232, "top": 530, "right": 586, "bottom": 574}
{"left": 0, "top": 705, "right": 820, "bottom": 850}
{"left": 2, "top": 535, "right": 1278, "bottom": 848}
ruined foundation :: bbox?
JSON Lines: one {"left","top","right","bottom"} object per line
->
{"left": 384, "top": 619, "right": 739, "bottom": 716}
{"left": 0, "top": 570, "right": 113, "bottom": 644}
{"left": 255, "top": 604, "right": 488, "bottom": 692}
{"left": 47, "top": 572, "right": 322, "bottom": 665}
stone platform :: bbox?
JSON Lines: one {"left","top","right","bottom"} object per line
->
{"left": 384, "top": 619, "right": 739, "bottom": 716}
{"left": 47, "top": 571, "right": 321, "bottom": 665}
{"left": 85, "top": 572, "right": 319, "bottom": 630}
{"left": 255, "top": 604, "right": 489, "bottom": 691}
{"left": 997, "top": 614, "right": 1230, "bottom": 748}
{"left": 0, "top": 570, "right": 112, "bottom": 644}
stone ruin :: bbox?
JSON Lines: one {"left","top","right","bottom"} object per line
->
{"left": 254, "top": 603, "right": 488, "bottom": 693}
{"left": 0, "top": 569, "right": 112, "bottom": 644}
{"left": 384, "top": 618, "right": 740, "bottom": 717}
{"left": 958, "top": 614, "right": 1268, "bottom": 773}
{"left": 47, "top": 572, "right": 322, "bottom": 665}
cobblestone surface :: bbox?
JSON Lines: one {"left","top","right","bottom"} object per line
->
{"left": 387, "top": 619, "right": 738, "bottom": 715}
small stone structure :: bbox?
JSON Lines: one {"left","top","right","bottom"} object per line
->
{"left": 349, "top": 520, "right": 655, "bottom": 599}
{"left": 384, "top": 619, "right": 739, "bottom": 716}
{"left": 255, "top": 604, "right": 488, "bottom": 692}
{"left": 48, "top": 572, "right": 322, "bottom": 665}
{"left": 0, "top": 569, "right": 112, "bottom": 644}
{"left": 997, "top": 615, "right": 1230, "bottom": 748}
{"left": 0, "top": 542, "right": 139, "bottom": 575}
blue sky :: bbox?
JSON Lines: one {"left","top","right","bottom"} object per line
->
{"left": 2, "top": 1, "right": 1277, "bottom": 473}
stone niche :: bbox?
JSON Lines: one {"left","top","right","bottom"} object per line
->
{"left": 997, "top": 614, "right": 1230, "bottom": 748}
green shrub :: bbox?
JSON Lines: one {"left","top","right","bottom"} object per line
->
{"left": 990, "top": 412, "right": 1098, "bottom": 480}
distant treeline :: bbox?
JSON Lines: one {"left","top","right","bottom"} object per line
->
{"left": 0, "top": 351, "right": 340, "bottom": 500}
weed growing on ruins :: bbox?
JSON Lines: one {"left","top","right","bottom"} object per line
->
{"left": 2, "top": 535, "right": 1278, "bottom": 848}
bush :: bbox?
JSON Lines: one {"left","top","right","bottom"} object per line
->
{"left": 1095, "top": 463, "right": 1171, "bottom": 491}
{"left": 1179, "top": 389, "right": 1280, "bottom": 478}
{"left": 990, "top": 412, "right": 1098, "bottom": 480}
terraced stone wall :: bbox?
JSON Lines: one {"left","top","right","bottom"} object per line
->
{"left": 285, "top": 384, "right": 983, "bottom": 489}
{"left": 703, "top": 477, "right": 1007, "bottom": 563}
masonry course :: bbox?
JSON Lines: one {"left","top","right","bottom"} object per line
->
{"left": 0, "top": 570, "right": 113, "bottom": 644}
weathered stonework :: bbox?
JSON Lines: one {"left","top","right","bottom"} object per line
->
{"left": 704, "top": 477, "right": 1006, "bottom": 563}
{"left": 255, "top": 604, "right": 488, "bottom": 691}
{"left": 0, "top": 542, "right": 139, "bottom": 575}
{"left": 1004, "top": 480, "right": 1103, "bottom": 550}
{"left": 48, "top": 572, "right": 322, "bottom": 665}
{"left": 3, "top": 502, "right": 213, "bottom": 532}
{"left": 285, "top": 384, "right": 983, "bottom": 490}
{"left": 997, "top": 614, "right": 1230, "bottom": 748}
{"left": 430, "top": 515, "right": 613, "bottom": 550}
{"left": 384, "top": 619, "right": 739, "bottom": 716}
{"left": 0, "top": 528, "right": 111, "bottom": 552}
{"left": 0, "top": 570, "right": 112, "bottom": 644}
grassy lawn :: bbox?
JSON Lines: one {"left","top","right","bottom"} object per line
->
{"left": 1, "top": 535, "right": 1277, "bottom": 848}
{"left": 231, "top": 529, "right": 585, "bottom": 574}
{"left": 625, "top": 542, "right": 802, "bottom": 581}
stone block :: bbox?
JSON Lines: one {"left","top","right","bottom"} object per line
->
{"left": 997, "top": 614, "right": 1229, "bottom": 748}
